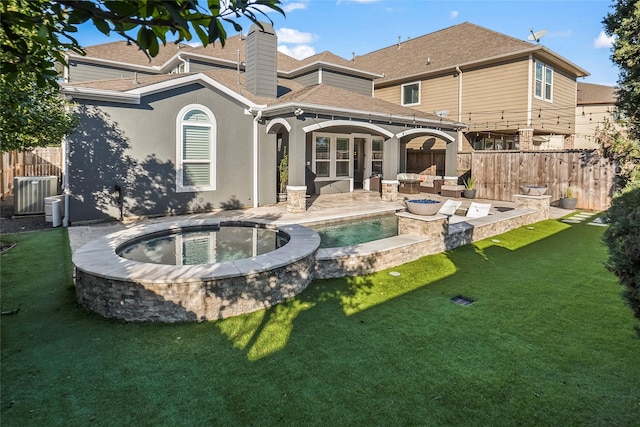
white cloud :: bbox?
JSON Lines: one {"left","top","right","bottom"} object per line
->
{"left": 278, "top": 44, "right": 316, "bottom": 60}
{"left": 277, "top": 27, "right": 316, "bottom": 44}
{"left": 594, "top": 31, "right": 615, "bottom": 48}
{"left": 450, "top": 10, "right": 459, "bottom": 19}
{"left": 282, "top": 2, "right": 307, "bottom": 13}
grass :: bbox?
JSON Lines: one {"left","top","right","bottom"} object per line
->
{"left": 1, "top": 218, "right": 639, "bottom": 426}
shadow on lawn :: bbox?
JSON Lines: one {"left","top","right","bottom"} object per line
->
{"left": 215, "top": 275, "right": 378, "bottom": 360}
{"left": 213, "top": 217, "right": 610, "bottom": 360}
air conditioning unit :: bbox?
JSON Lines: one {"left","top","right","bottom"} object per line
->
{"left": 13, "top": 176, "right": 58, "bottom": 215}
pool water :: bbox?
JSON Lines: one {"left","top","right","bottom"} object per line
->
{"left": 118, "top": 226, "right": 289, "bottom": 265}
{"left": 311, "top": 214, "right": 398, "bottom": 248}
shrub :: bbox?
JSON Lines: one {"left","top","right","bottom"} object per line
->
{"left": 603, "top": 185, "right": 640, "bottom": 319}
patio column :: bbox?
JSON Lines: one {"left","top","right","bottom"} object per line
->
{"left": 287, "top": 124, "right": 307, "bottom": 187}
{"left": 444, "top": 138, "right": 457, "bottom": 177}
{"left": 382, "top": 136, "right": 400, "bottom": 180}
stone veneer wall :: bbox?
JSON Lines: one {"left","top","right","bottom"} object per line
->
{"left": 514, "top": 195, "right": 550, "bottom": 222}
{"left": 315, "top": 235, "right": 430, "bottom": 279}
{"left": 75, "top": 255, "right": 316, "bottom": 323}
{"left": 286, "top": 185, "right": 307, "bottom": 213}
{"left": 381, "top": 180, "right": 399, "bottom": 202}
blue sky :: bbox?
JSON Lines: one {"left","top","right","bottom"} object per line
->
{"left": 75, "top": 0, "right": 619, "bottom": 86}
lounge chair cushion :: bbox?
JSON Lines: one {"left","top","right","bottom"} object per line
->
{"left": 438, "top": 199, "right": 462, "bottom": 216}
{"left": 466, "top": 202, "right": 491, "bottom": 218}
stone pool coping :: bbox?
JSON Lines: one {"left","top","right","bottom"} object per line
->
{"left": 72, "top": 217, "right": 321, "bottom": 284}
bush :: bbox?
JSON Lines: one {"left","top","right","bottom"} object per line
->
{"left": 603, "top": 185, "right": 640, "bottom": 319}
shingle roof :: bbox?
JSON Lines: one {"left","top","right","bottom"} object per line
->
{"left": 275, "top": 83, "right": 446, "bottom": 122}
{"left": 355, "top": 22, "right": 548, "bottom": 84}
{"left": 72, "top": 35, "right": 380, "bottom": 76}
{"left": 63, "top": 69, "right": 456, "bottom": 126}
{"left": 79, "top": 41, "right": 185, "bottom": 67}
{"left": 577, "top": 82, "right": 617, "bottom": 105}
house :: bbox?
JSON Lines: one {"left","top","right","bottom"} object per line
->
{"left": 574, "top": 82, "right": 618, "bottom": 149}
{"left": 62, "top": 23, "right": 463, "bottom": 223}
{"left": 354, "top": 22, "right": 590, "bottom": 163}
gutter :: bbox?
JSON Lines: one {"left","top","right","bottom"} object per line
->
{"left": 248, "top": 108, "right": 263, "bottom": 208}
{"left": 261, "top": 102, "right": 466, "bottom": 129}
{"left": 62, "top": 87, "right": 141, "bottom": 104}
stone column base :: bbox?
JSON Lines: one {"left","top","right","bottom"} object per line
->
{"left": 514, "top": 194, "right": 551, "bottom": 221}
{"left": 286, "top": 186, "right": 307, "bottom": 213}
{"left": 381, "top": 180, "right": 399, "bottom": 202}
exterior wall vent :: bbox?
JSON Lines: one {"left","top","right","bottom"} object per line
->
{"left": 245, "top": 22, "right": 277, "bottom": 98}
{"left": 13, "top": 176, "right": 58, "bottom": 215}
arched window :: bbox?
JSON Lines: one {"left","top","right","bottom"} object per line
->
{"left": 176, "top": 105, "right": 216, "bottom": 192}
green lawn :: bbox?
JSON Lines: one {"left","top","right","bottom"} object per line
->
{"left": 1, "top": 218, "right": 639, "bottom": 426}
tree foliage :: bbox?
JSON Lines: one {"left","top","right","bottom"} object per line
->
{"left": 603, "top": 0, "right": 640, "bottom": 140}
{"left": 0, "top": 0, "right": 283, "bottom": 152}
{"left": 1, "top": 0, "right": 284, "bottom": 86}
{"left": 0, "top": 72, "right": 78, "bottom": 152}
{"left": 600, "top": 0, "right": 640, "bottom": 321}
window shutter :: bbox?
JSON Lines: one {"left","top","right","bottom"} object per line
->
{"left": 183, "top": 126, "right": 210, "bottom": 160}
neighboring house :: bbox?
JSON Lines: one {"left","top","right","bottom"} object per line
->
{"left": 575, "top": 82, "right": 618, "bottom": 149}
{"left": 355, "top": 22, "right": 590, "bottom": 155}
{"left": 62, "top": 23, "right": 463, "bottom": 223}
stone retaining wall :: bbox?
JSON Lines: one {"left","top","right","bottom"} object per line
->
{"left": 314, "top": 235, "right": 429, "bottom": 279}
{"left": 75, "top": 255, "right": 316, "bottom": 322}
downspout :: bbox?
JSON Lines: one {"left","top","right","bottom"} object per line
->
{"left": 62, "top": 135, "right": 70, "bottom": 226}
{"left": 456, "top": 66, "right": 463, "bottom": 151}
{"left": 252, "top": 110, "right": 263, "bottom": 208}
{"left": 177, "top": 53, "right": 189, "bottom": 73}
{"left": 62, "top": 97, "right": 72, "bottom": 227}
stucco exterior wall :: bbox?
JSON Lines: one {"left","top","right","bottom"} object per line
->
{"left": 68, "top": 83, "right": 259, "bottom": 223}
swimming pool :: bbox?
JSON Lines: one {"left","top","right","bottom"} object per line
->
{"left": 311, "top": 214, "right": 398, "bottom": 248}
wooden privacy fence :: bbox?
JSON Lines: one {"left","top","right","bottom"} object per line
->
{"left": 457, "top": 150, "right": 615, "bottom": 211}
{"left": 1, "top": 147, "right": 63, "bottom": 199}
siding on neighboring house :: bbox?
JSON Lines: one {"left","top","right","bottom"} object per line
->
{"left": 321, "top": 70, "right": 373, "bottom": 96}
{"left": 67, "top": 61, "right": 155, "bottom": 82}
{"left": 374, "top": 85, "right": 401, "bottom": 105}
{"left": 462, "top": 59, "right": 529, "bottom": 131}
{"left": 292, "top": 71, "right": 320, "bottom": 87}
{"left": 188, "top": 59, "right": 236, "bottom": 73}
{"left": 531, "top": 61, "right": 577, "bottom": 135}
{"left": 376, "top": 58, "right": 531, "bottom": 131}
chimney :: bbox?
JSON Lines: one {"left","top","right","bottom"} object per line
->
{"left": 246, "top": 22, "right": 277, "bottom": 98}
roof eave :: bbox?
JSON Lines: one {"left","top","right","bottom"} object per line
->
{"left": 66, "top": 52, "right": 169, "bottom": 73}
{"left": 283, "top": 61, "right": 383, "bottom": 79}
{"left": 63, "top": 73, "right": 267, "bottom": 109}
{"left": 62, "top": 86, "right": 141, "bottom": 104}
{"left": 375, "top": 46, "right": 589, "bottom": 87}
{"left": 261, "top": 102, "right": 465, "bottom": 129}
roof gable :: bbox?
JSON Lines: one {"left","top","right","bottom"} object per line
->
{"left": 354, "top": 22, "right": 586, "bottom": 84}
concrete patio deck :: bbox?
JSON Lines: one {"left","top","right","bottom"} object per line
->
{"left": 67, "top": 190, "right": 573, "bottom": 253}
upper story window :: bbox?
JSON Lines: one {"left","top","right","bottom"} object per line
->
{"left": 402, "top": 82, "right": 420, "bottom": 106}
{"left": 176, "top": 105, "right": 216, "bottom": 192}
{"left": 535, "top": 61, "right": 553, "bottom": 102}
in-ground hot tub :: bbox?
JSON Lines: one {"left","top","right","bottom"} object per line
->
{"left": 72, "top": 218, "right": 320, "bottom": 322}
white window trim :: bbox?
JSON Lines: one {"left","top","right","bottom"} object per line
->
{"left": 176, "top": 104, "right": 217, "bottom": 192}
{"left": 534, "top": 61, "right": 553, "bottom": 103}
{"left": 312, "top": 132, "right": 354, "bottom": 181}
{"left": 401, "top": 81, "right": 421, "bottom": 106}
